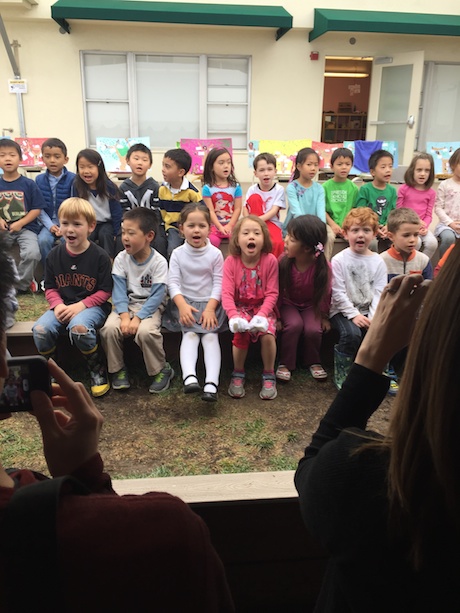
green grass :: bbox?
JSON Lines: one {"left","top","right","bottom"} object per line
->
{"left": 16, "top": 293, "right": 48, "bottom": 321}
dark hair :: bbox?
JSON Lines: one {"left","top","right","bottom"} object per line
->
{"left": 387, "top": 208, "right": 421, "bottom": 233}
{"left": 123, "top": 207, "right": 158, "bottom": 235}
{"left": 253, "top": 152, "right": 277, "bottom": 171}
{"left": 126, "top": 143, "right": 152, "bottom": 164}
{"left": 404, "top": 153, "right": 435, "bottom": 189}
{"left": 368, "top": 149, "right": 394, "bottom": 170}
{"left": 449, "top": 148, "right": 460, "bottom": 171}
{"left": 229, "top": 215, "right": 272, "bottom": 256}
{"left": 179, "top": 203, "right": 211, "bottom": 226}
{"left": 0, "top": 139, "right": 21, "bottom": 156}
{"left": 203, "top": 148, "right": 238, "bottom": 187}
{"left": 41, "top": 138, "right": 68, "bottom": 157}
{"left": 292, "top": 148, "right": 320, "bottom": 181}
{"left": 163, "top": 148, "right": 192, "bottom": 173}
{"left": 279, "top": 215, "right": 330, "bottom": 315}
{"left": 331, "top": 147, "right": 354, "bottom": 166}
{"left": 74, "top": 149, "right": 118, "bottom": 201}
{"left": 0, "top": 233, "right": 18, "bottom": 337}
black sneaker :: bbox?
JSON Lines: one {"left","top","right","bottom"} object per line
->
{"left": 149, "top": 363, "right": 174, "bottom": 393}
{"left": 89, "top": 366, "right": 110, "bottom": 397}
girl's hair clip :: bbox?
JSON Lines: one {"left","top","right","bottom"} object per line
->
{"left": 314, "top": 242, "right": 324, "bottom": 258}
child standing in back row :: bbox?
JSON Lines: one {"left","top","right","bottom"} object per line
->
{"left": 276, "top": 215, "right": 332, "bottom": 383}
{"left": 222, "top": 216, "right": 279, "bottom": 401}
{"left": 243, "top": 152, "right": 286, "bottom": 258}
{"left": 202, "top": 148, "right": 242, "bottom": 247}
{"left": 396, "top": 152, "right": 438, "bottom": 259}
{"left": 72, "top": 149, "right": 122, "bottom": 259}
{"left": 165, "top": 204, "right": 226, "bottom": 402}
{"left": 434, "top": 147, "right": 460, "bottom": 257}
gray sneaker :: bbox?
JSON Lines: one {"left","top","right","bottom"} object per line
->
{"left": 112, "top": 368, "right": 130, "bottom": 390}
{"left": 259, "top": 373, "right": 277, "bottom": 400}
{"left": 228, "top": 372, "right": 245, "bottom": 398}
{"left": 149, "top": 363, "right": 174, "bottom": 393}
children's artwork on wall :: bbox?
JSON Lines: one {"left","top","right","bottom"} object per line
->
{"left": 258, "top": 139, "right": 312, "bottom": 177}
{"left": 426, "top": 142, "right": 460, "bottom": 174}
{"left": 180, "top": 139, "right": 233, "bottom": 176}
{"left": 15, "top": 138, "right": 47, "bottom": 167}
{"left": 344, "top": 140, "right": 399, "bottom": 169}
{"left": 312, "top": 142, "right": 344, "bottom": 169}
{"left": 96, "top": 137, "right": 151, "bottom": 172}
{"left": 247, "top": 140, "right": 260, "bottom": 167}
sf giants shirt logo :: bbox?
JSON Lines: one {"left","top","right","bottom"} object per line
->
{"left": 140, "top": 273, "right": 152, "bottom": 289}
{"left": 55, "top": 273, "right": 96, "bottom": 292}
{"left": 0, "top": 191, "right": 25, "bottom": 222}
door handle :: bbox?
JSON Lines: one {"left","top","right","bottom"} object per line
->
{"left": 369, "top": 115, "right": 415, "bottom": 127}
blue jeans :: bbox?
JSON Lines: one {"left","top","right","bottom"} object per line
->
{"left": 38, "top": 227, "right": 63, "bottom": 268}
{"left": 32, "top": 306, "right": 108, "bottom": 354}
{"left": 166, "top": 227, "right": 184, "bottom": 259}
{"left": 330, "top": 313, "right": 366, "bottom": 357}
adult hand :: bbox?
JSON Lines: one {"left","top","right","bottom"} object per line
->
{"left": 355, "top": 274, "right": 431, "bottom": 374}
{"left": 31, "top": 359, "right": 103, "bottom": 477}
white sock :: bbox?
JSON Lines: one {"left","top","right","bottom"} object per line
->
{"left": 202, "top": 333, "right": 221, "bottom": 393}
{"left": 180, "top": 332, "right": 200, "bottom": 384}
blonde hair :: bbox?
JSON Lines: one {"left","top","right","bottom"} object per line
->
{"left": 229, "top": 215, "right": 272, "bottom": 256}
{"left": 342, "top": 208, "right": 379, "bottom": 233}
{"left": 58, "top": 197, "right": 96, "bottom": 225}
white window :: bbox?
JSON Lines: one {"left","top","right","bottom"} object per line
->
{"left": 81, "top": 52, "right": 250, "bottom": 150}
{"left": 419, "top": 62, "right": 460, "bottom": 146}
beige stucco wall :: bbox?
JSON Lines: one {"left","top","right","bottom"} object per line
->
{"left": 1, "top": 0, "right": 460, "bottom": 181}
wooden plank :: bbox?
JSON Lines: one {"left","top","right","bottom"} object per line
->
{"left": 112, "top": 470, "right": 297, "bottom": 502}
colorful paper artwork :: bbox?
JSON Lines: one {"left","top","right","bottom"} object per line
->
{"left": 180, "top": 139, "right": 232, "bottom": 176}
{"left": 426, "top": 142, "right": 460, "bottom": 175}
{"left": 257, "top": 139, "right": 312, "bottom": 177}
{"left": 96, "top": 137, "right": 151, "bottom": 172}
{"left": 312, "top": 142, "right": 344, "bottom": 169}
{"left": 15, "top": 138, "right": 47, "bottom": 167}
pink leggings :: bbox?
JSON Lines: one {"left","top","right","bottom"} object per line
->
{"left": 278, "top": 304, "right": 322, "bottom": 370}
{"left": 209, "top": 226, "right": 231, "bottom": 247}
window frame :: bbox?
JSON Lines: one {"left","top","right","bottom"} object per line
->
{"left": 81, "top": 50, "right": 251, "bottom": 150}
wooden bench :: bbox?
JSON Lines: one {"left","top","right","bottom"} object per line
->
{"left": 113, "top": 471, "right": 327, "bottom": 611}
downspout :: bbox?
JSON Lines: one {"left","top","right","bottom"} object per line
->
{"left": 0, "top": 13, "right": 26, "bottom": 136}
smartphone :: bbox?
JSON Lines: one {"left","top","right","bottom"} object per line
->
{"left": 1, "top": 356, "right": 52, "bottom": 413}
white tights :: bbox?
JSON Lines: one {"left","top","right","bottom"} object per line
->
{"left": 180, "top": 331, "right": 221, "bottom": 393}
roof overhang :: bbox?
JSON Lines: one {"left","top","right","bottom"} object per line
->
{"left": 51, "top": 0, "right": 293, "bottom": 40}
{"left": 309, "top": 8, "right": 460, "bottom": 42}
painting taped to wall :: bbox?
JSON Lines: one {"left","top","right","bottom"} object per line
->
{"left": 426, "top": 142, "right": 460, "bottom": 175}
{"left": 96, "top": 138, "right": 151, "bottom": 172}
{"left": 15, "top": 138, "right": 47, "bottom": 167}
{"left": 258, "top": 139, "right": 312, "bottom": 177}
{"left": 180, "top": 139, "right": 232, "bottom": 176}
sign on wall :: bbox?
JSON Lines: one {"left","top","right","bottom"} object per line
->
{"left": 15, "top": 138, "right": 47, "bottom": 167}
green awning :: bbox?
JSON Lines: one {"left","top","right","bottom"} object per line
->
{"left": 309, "top": 8, "right": 460, "bottom": 41}
{"left": 51, "top": 0, "right": 292, "bottom": 40}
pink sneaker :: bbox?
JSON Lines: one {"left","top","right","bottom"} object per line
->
{"left": 228, "top": 372, "right": 245, "bottom": 398}
{"left": 259, "top": 374, "right": 277, "bottom": 400}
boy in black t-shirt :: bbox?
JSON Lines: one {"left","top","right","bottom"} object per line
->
{"left": 32, "top": 197, "right": 113, "bottom": 397}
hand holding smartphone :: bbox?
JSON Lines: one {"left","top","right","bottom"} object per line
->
{"left": 0, "top": 356, "right": 52, "bottom": 413}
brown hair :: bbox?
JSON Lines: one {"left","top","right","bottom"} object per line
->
{"left": 404, "top": 153, "right": 435, "bottom": 189}
{"left": 449, "top": 147, "right": 460, "bottom": 171}
{"left": 342, "top": 208, "right": 379, "bottom": 233}
{"left": 387, "top": 208, "right": 421, "bottom": 233}
{"left": 229, "top": 215, "right": 272, "bottom": 256}
{"left": 384, "top": 243, "right": 460, "bottom": 569}
{"left": 253, "top": 152, "right": 277, "bottom": 171}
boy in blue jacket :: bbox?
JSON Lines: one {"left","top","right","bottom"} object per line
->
{"left": 36, "top": 138, "right": 76, "bottom": 287}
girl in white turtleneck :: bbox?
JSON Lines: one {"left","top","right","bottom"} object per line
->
{"left": 166, "top": 203, "right": 225, "bottom": 402}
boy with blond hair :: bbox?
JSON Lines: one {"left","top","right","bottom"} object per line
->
{"left": 330, "top": 208, "right": 387, "bottom": 389}
{"left": 32, "top": 197, "right": 112, "bottom": 397}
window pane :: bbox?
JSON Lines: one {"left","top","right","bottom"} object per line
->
{"left": 207, "top": 132, "right": 247, "bottom": 149}
{"left": 136, "top": 55, "right": 200, "bottom": 148}
{"left": 84, "top": 54, "right": 128, "bottom": 100}
{"left": 87, "top": 102, "right": 130, "bottom": 146}
{"left": 208, "top": 58, "right": 248, "bottom": 103}
{"left": 424, "top": 64, "right": 460, "bottom": 142}
{"left": 208, "top": 104, "right": 247, "bottom": 132}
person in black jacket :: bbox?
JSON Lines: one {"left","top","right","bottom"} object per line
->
{"left": 295, "top": 261, "right": 460, "bottom": 612}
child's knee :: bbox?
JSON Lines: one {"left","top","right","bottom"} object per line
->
{"left": 70, "top": 325, "right": 89, "bottom": 335}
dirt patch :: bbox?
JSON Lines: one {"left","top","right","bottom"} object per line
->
{"left": 1, "top": 361, "right": 393, "bottom": 479}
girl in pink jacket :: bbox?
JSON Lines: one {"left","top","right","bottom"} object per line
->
{"left": 222, "top": 215, "right": 279, "bottom": 401}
